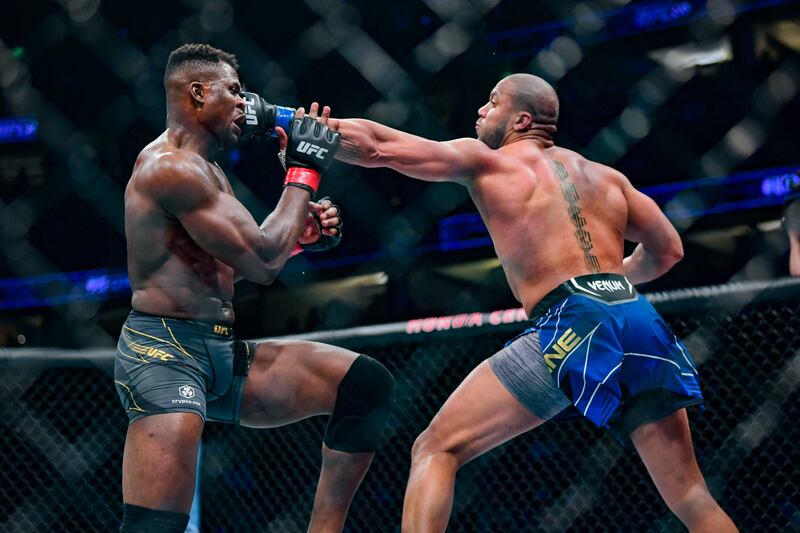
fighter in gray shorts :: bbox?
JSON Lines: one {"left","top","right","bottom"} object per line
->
{"left": 114, "top": 310, "right": 254, "bottom": 424}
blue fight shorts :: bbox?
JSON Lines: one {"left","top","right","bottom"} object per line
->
{"left": 490, "top": 273, "right": 703, "bottom": 446}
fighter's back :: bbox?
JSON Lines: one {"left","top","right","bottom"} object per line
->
{"left": 467, "top": 141, "right": 631, "bottom": 314}
{"left": 124, "top": 133, "right": 235, "bottom": 322}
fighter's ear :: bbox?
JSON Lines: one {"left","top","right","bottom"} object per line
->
{"left": 189, "top": 82, "right": 205, "bottom": 106}
{"left": 514, "top": 111, "right": 533, "bottom": 131}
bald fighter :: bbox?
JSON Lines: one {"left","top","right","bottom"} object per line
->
{"left": 324, "top": 73, "right": 737, "bottom": 532}
{"left": 115, "top": 44, "right": 393, "bottom": 533}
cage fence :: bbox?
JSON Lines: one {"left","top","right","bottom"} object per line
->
{"left": 0, "top": 278, "right": 799, "bottom": 532}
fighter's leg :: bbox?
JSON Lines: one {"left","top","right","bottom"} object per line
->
{"left": 787, "top": 228, "right": 800, "bottom": 276}
{"left": 239, "top": 340, "right": 393, "bottom": 533}
{"left": 120, "top": 412, "right": 203, "bottom": 532}
{"left": 784, "top": 192, "right": 800, "bottom": 276}
{"left": 402, "top": 359, "right": 547, "bottom": 533}
{"left": 631, "top": 409, "right": 737, "bottom": 532}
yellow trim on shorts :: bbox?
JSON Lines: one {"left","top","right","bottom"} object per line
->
{"left": 122, "top": 331, "right": 154, "bottom": 356}
{"left": 114, "top": 380, "right": 147, "bottom": 413}
{"left": 123, "top": 324, "right": 194, "bottom": 361}
{"left": 117, "top": 342, "right": 150, "bottom": 365}
{"left": 121, "top": 330, "right": 177, "bottom": 362}
{"left": 160, "top": 318, "right": 195, "bottom": 360}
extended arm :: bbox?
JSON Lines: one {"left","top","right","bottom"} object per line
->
{"left": 329, "top": 118, "right": 493, "bottom": 184}
{"left": 622, "top": 177, "right": 684, "bottom": 284}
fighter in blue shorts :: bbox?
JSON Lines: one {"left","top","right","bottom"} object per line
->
{"left": 326, "top": 73, "right": 737, "bottom": 531}
{"left": 491, "top": 272, "right": 703, "bottom": 446}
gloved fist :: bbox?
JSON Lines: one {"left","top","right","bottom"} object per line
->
{"left": 239, "top": 91, "right": 296, "bottom": 141}
{"left": 297, "top": 197, "right": 343, "bottom": 252}
{"left": 283, "top": 116, "right": 340, "bottom": 198}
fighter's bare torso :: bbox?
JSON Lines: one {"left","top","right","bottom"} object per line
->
{"left": 467, "top": 141, "right": 628, "bottom": 314}
{"left": 125, "top": 131, "right": 236, "bottom": 324}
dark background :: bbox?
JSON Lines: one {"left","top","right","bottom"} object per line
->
{"left": 1, "top": 0, "right": 799, "bottom": 347}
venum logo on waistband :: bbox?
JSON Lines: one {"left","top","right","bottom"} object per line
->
{"left": 585, "top": 279, "right": 626, "bottom": 292}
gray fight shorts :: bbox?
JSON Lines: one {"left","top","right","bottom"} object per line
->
{"left": 114, "top": 310, "right": 254, "bottom": 424}
{"left": 490, "top": 331, "right": 571, "bottom": 421}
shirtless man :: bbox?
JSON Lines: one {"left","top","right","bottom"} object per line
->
{"left": 114, "top": 44, "right": 393, "bottom": 532}
{"left": 324, "top": 73, "right": 737, "bottom": 532}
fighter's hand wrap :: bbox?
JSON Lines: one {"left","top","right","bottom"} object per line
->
{"left": 239, "top": 91, "right": 295, "bottom": 141}
{"left": 284, "top": 116, "right": 340, "bottom": 198}
{"left": 301, "top": 197, "right": 343, "bottom": 252}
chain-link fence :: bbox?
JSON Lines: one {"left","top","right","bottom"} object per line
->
{"left": 1, "top": 279, "right": 799, "bottom": 532}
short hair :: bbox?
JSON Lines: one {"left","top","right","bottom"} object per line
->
{"left": 502, "top": 73, "right": 559, "bottom": 127}
{"left": 163, "top": 43, "right": 239, "bottom": 88}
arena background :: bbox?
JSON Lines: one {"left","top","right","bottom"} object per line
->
{"left": 1, "top": 0, "right": 799, "bottom": 531}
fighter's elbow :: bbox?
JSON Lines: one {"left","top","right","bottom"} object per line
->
{"left": 238, "top": 263, "right": 278, "bottom": 286}
{"left": 257, "top": 251, "right": 288, "bottom": 285}
{"left": 671, "top": 238, "right": 684, "bottom": 262}
{"left": 661, "top": 239, "right": 684, "bottom": 270}
{"left": 257, "top": 265, "right": 280, "bottom": 285}
{"left": 242, "top": 237, "right": 283, "bottom": 285}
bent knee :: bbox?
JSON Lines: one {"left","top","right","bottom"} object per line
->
{"left": 664, "top": 482, "right": 719, "bottom": 522}
{"left": 411, "top": 424, "right": 468, "bottom": 468}
{"left": 323, "top": 355, "right": 395, "bottom": 453}
{"left": 411, "top": 427, "right": 438, "bottom": 460}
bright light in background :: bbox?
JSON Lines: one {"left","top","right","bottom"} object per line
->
{"left": 649, "top": 38, "right": 733, "bottom": 70}
{"left": 0, "top": 116, "right": 38, "bottom": 143}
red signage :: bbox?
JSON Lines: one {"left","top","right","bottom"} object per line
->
{"left": 405, "top": 307, "right": 527, "bottom": 334}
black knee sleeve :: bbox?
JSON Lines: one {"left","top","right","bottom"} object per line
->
{"left": 120, "top": 504, "right": 189, "bottom": 533}
{"left": 324, "top": 354, "right": 395, "bottom": 453}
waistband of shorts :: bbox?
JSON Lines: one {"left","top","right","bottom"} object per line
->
{"left": 128, "top": 309, "right": 234, "bottom": 338}
{"left": 528, "top": 273, "right": 637, "bottom": 322}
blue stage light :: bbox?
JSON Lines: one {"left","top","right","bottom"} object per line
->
{"left": 0, "top": 117, "right": 38, "bottom": 144}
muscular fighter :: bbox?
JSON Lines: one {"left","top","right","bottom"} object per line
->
{"left": 114, "top": 44, "right": 394, "bottom": 533}
{"left": 324, "top": 74, "right": 737, "bottom": 532}
{"left": 784, "top": 172, "right": 800, "bottom": 276}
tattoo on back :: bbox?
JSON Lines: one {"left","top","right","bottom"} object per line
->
{"left": 552, "top": 160, "right": 601, "bottom": 273}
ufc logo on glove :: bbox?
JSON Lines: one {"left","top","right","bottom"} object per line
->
{"left": 296, "top": 141, "right": 328, "bottom": 159}
{"left": 243, "top": 95, "right": 258, "bottom": 125}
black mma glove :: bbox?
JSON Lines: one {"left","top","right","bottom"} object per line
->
{"left": 239, "top": 91, "right": 295, "bottom": 141}
{"left": 283, "top": 116, "right": 340, "bottom": 199}
{"left": 301, "top": 197, "right": 343, "bottom": 252}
